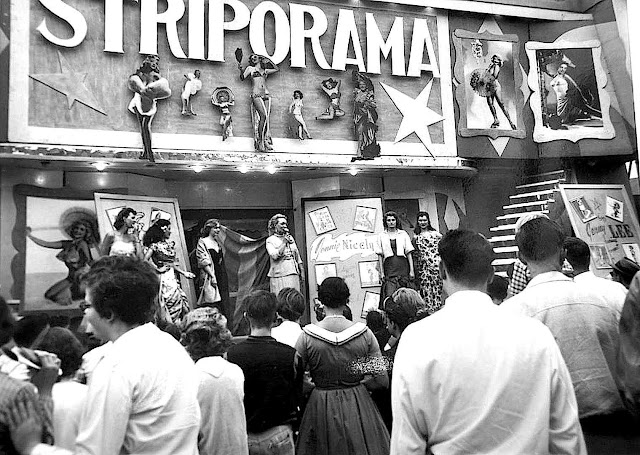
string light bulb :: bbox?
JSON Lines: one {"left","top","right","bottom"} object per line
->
{"left": 92, "top": 162, "right": 108, "bottom": 171}
{"left": 191, "top": 164, "right": 204, "bottom": 173}
{"left": 348, "top": 167, "right": 359, "bottom": 176}
{"left": 238, "top": 164, "right": 250, "bottom": 174}
{"left": 266, "top": 164, "right": 277, "bottom": 174}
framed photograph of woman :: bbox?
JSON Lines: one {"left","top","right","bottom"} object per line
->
{"left": 525, "top": 40, "right": 614, "bottom": 143}
{"left": 622, "top": 244, "right": 640, "bottom": 264}
{"left": 353, "top": 206, "right": 377, "bottom": 233}
{"left": 590, "top": 244, "right": 612, "bottom": 269}
{"left": 308, "top": 206, "right": 336, "bottom": 235}
{"left": 606, "top": 196, "right": 624, "bottom": 223}
{"left": 452, "top": 30, "right": 526, "bottom": 140}
{"left": 360, "top": 291, "right": 380, "bottom": 318}
{"left": 358, "top": 261, "right": 381, "bottom": 288}
{"left": 315, "top": 263, "right": 337, "bottom": 287}
{"left": 569, "top": 196, "right": 597, "bottom": 223}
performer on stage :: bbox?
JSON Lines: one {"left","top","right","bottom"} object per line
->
{"left": 266, "top": 214, "right": 304, "bottom": 296}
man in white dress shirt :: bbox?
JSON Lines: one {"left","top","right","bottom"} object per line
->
{"left": 6, "top": 256, "right": 201, "bottom": 455}
{"left": 564, "top": 236, "right": 626, "bottom": 314}
{"left": 391, "top": 229, "right": 585, "bottom": 455}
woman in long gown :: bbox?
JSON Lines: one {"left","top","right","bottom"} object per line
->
{"left": 376, "top": 211, "right": 415, "bottom": 308}
{"left": 196, "top": 219, "right": 230, "bottom": 319}
{"left": 143, "top": 219, "right": 195, "bottom": 324}
{"left": 412, "top": 211, "right": 443, "bottom": 314}
{"left": 549, "top": 63, "right": 601, "bottom": 125}
{"left": 295, "top": 277, "right": 390, "bottom": 455}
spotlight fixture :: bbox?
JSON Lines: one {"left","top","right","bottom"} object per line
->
{"left": 266, "top": 164, "right": 277, "bottom": 174}
{"left": 191, "top": 164, "right": 204, "bottom": 173}
{"left": 92, "top": 162, "right": 108, "bottom": 171}
{"left": 348, "top": 167, "right": 359, "bottom": 176}
{"left": 238, "top": 164, "right": 250, "bottom": 174}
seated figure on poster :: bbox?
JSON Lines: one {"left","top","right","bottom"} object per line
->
{"left": 549, "top": 63, "right": 601, "bottom": 125}
{"left": 127, "top": 54, "right": 172, "bottom": 162}
{"left": 376, "top": 211, "right": 415, "bottom": 308}
{"left": 143, "top": 219, "right": 195, "bottom": 324}
{"left": 25, "top": 211, "right": 98, "bottom": 306}
{"left": 352, "top": 70, "right": 381, "bottom": 160}
{"left": 100, "top": 207, "right": 142, "bottom": 258}
{"left": 266, "top": 214, "right": 304, "bottom": 296}
{"left": 238, "top": 52, "right": 279, "bottom": 152}
{"left": 317, "top": 78, "right": 345, "bottom": 120}
{"left": 469, "top": 54, "right": 516, "bottom": 130}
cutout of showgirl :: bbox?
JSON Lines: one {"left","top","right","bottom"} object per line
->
{"left": 127, "top": 55, "right": 171, "bottom": 162}
{"left": 236, "top": 48, "right": 279, "bottom": 152}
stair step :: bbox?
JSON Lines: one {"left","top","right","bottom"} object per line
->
{"left": 496, "top": 211, "right": 548, "bottom": 220}
{"left": 488, "top": 235, "right": 516, "bottom": 243}
{"left": 490, "top": 224, "right": 516, "bottom": 232}
{"left": 493, "top": 246, "right": 519, "bottom": 253}
{"left": 503, "top": 199, "right": 555, "bottom": 210}
{"left": 492, "top": 258, "right": 517, "bottom": 266}
{"left": 510, "top": 189, "right": 558, "bottom": 200}
{"left": 522, "top": 170, "right": 566, "bottom": 182}
{"left": 516, "top": 179, "right": 564, "bottom": 190}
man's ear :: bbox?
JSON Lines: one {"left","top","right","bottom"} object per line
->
{"left": 439, "top": 261, "right": 447, "bottom": 281}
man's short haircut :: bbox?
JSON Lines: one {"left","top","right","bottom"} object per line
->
{"left": 81, "top": 256, "right": 159, "bottom": 326}
{"left": 318, "top": 277, "right": 350, "bottom": 309}
{"left": 277, "top": 288, "right": 306, "bottom": 321}
{"left": 486, "top": 275, "right": 509, "bottom": 302}
{"left": 243, "top": 290, "right": 278, "bottom": 328}
{"left": 563, "top": 237, "right": 591, "bottom": 271}
{"left": 37, "top": 327, "right": 85, "bottom": 378}
{"left": 516, "top": 218, "right": 565, "bottom": 263}
{"left": 438, "top": 229, "right": 495, "bottom": 287}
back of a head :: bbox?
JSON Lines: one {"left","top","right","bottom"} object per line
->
{"left": 13, "top": 314, "right": 50, "bottom": 348}
{"left": 37, "top": 327, "right": 85, "bottom": 378}
{"left": 244, "top": 290, "right": 278, "bottom": 328}
{"left": 277, "top": 288, "right": 306, "bottom": 322}
{"left": 387, "top": 288, "right": 428, "bottom": 331}
{"left": 366, "top": 310, "right": 384, "bottom": 331}
{"left": 181, "top": 307, "right": 232, "bottom": 361}
{"left": 318, "top": 277, "right": 350, "bottom": 308}
{"left": 516, "top": 218, "right": 565, "bottom": 263}
{"left": 563, "top": 237, "right": 591, "bottom": 272}
{"left": 486, "top": 276, "right": 509, "bottom": 303}
{"left": 438, "top": 230, "right": 494, "bottom": 287}
{"left": 82, "top": 256, "right": 159, "bottom": 326}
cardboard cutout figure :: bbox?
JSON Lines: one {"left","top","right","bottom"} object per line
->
{"left": 316, "top": 78, "right": 345, "bottom": 120}
{"left": 352, "top": 70, "right": 381, "bottom": 160}
{"left": 212, "top": 87, "right": 235, "bottom": 140}
{"left": 181, "top": 69, "right": 202, "bottom": 116}
{"left": 289, "top": 90, "right": 312, "bottom": 140}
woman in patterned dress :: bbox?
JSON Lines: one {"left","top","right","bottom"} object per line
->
{"left": 143, "top": 219, "right": 194, "bottom": 323}
{"left": 412, "top": 211, "right": 443, "bottom": 314}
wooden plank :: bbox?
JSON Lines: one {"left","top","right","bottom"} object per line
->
{"left": 503, "top": 199, "right": 554, "bottom": 210}
{"left": 493, "top": 245, "right": 519, "bottom": 253}
{"left": 496, "top": 211, "right": 548, "bottom": 220}
{"left": 488, "top": 235, "right": 516, "bottom": 242}
{"left": 516, "top": 179, "right": 563, "bottom": 190}
{"left": 372, "top": 0, "right": 593, "bottom": 20}
{"left": 492, "top": 258, "right": 517, "bottom": 266}
{"left": 510, "top": 189, "right": 558, "bottom": 199}
{"left": 490, "top": 224, "right": 516, "bottom": 232}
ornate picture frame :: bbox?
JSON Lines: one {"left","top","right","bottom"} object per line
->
{"left": 453, "top": 30, "right": 526, "bottom": 140}
{"left": 525, "top": 40, "right": 614, "bottom": 143}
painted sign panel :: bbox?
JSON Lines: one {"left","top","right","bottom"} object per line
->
{"left": 9, "top": 0, "right": 456, "bottom": 163}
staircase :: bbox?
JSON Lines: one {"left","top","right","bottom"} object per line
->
{"left": 489, "top": 170, "right": 567, "bottom": 276}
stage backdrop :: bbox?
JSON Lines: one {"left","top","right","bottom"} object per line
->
{"left": 9, "top": 0, "right": 456, "bottom": 164}
{"left": 303, "top": 196, "right": 384, "bottom": 322}
{"left": 559, "top": 184, "right": 640, "bottom": 277}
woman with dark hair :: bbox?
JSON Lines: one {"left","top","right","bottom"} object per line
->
{"left": 37, "top": 327, "right": 87, "bottom": 450}
{"left": 295, "top": 277, "right": 390, "bottom": 455}
{"left": 143, "top": 219, "right": 194, "bottom": 324}
{"left": 196, "top": 219, "right": 230, "bottom": 317}
{"left": 181, "top": 307, "right": 248, "bottom": 455}
{"left": 26, "top": 213, "right": 98, "bottom": 306}
{"left": 412, "top": 211, "right": 444, "bottom": 314}
{"left": 238, "top": 53, "right": 279, "bottom": 152}
{"left": 376, "top": 211, "right": 415, "bottom": 308}
{"left": 100, "top": 207, "right": 142, "bottom": 258}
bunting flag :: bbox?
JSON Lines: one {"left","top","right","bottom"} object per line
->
{"left": 216, "top": 226, "right": 270, "bottom": 332}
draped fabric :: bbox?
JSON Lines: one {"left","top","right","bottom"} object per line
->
{"left": 193, "top": 226, "right": 270, "bottom": 333}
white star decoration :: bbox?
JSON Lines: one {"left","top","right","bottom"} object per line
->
{"left": 29, "top": 51, "right": 107, "bottom": 115}
{"left": 380, "top": 80, "right": 444, "bottom": 156}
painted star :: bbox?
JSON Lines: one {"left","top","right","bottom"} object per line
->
{"left": 30, "top": 50, "right": 107, "bottom": 115}
{"left": 380, "top": 80, "right": 444, "bottom": 156}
